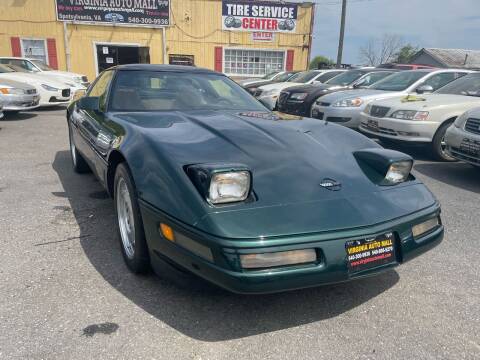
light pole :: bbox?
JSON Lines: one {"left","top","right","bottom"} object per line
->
{"left": 336, "top": 0, "right": 347, "bottom": 68}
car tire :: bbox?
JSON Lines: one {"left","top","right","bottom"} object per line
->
{"left": 114, "top": 163, "right": 150, "bottom": 274}
{"left": 431, "top": 121, "right": 456, "bottom": 162}
{"left": 68, "top": 124, "right": 91, "bottom": 173}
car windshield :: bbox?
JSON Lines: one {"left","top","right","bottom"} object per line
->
{"left": 275, "top": 72, "right": 296, "bottom": 82}
{"left": 30, "top": 60, "right": 53, "bottom": 71}
{"left": 434, "top": 74, "right": 480, "bottom": 97}
{"left": 357, "top": 71, "right": 395, "bottom": 87}
{"left": 369, "top": 71, "right": 429, "bottom": 91}
{"left": 325, "top": 70, "right": 365, "bottom": 86}
{"left": 262, "top": 71, "right": 280, "bottom": 80}
{"left": 0, "top": 64, "right": 15, "bottom": 73}
{"left": 316, "top": 71, "right": 343, "bottom": 83}
{"left": 288, "top": 71, "right": 319, "bottom": 83}
{"left": 109, "top": 71, "right": 267, "bottom": 112}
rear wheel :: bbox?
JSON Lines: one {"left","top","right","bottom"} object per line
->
{"left": 431, "top": 122, "right": 456, "bottom": 162}
{"left": 68, "top": 124, "right": 90, "bottom": 173}
{"left": 114, "top": 163, "right": 150, "bottom": 273}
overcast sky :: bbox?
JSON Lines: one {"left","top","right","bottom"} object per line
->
{"left": 310, "top": 0, "right": 480, "bottom": 64}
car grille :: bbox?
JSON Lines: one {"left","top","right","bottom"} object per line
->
{"left": 62, "top": 89, "right": 71, "bottom": 98}
{"left": 465, "top": 118, "right": 480, "bottom": 135}
{"left": 278, "top": 92, "right": 289, "bottom": 105}
{"left": 450, "top": 140, "right": 480, "bottom": 164}
{"left": 369, "top": 105, "right": 390, "bottom": 118}
{"left": 25, "top": 89, "right": 37, "bottom": 95}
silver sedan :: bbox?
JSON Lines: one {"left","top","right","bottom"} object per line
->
{"left": 0, "top": 78, "right": 40, "bottom": 113}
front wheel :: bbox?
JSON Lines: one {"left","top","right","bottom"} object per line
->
{"left": 114, "top": 163, "right": 150, "bottom": 273}
{"left": 431, "top": 122, "right": 456, "bottom": 162}
{"left": 68, "top": 124, "right": 90, "bottom": 173}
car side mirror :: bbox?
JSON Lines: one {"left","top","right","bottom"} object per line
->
{"left": 416, "top": 85, "right": 434, "bottom": 94}
{"left": 77, "top": 96, "right": 100, "bottom": 111}
{"left": 257, "top": 97, "right": 275, "bottom": 111}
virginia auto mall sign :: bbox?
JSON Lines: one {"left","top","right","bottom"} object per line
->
{"left": 222, "top": 0, "right": 298, "bottom": 33}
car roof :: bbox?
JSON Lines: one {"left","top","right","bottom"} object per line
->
{"left": 114, "top": 64, "right": 219, "bottom": 74}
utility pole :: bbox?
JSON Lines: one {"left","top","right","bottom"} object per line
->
{"left": 336, "top": 0, "right": 347, "bottom": 68}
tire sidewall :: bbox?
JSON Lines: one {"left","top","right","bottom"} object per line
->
{"left": 432, "top": 121, "right": 456, "bottom": 162}
{"left": 113, "top": 163, "right": 150, "bottom": 273}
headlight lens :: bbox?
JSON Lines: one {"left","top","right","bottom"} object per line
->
{"left": 41, "top": 84, "right": 59, "bottom": 91}
{"left": 332, "top": 98, "right": 363, "bottom": 107}
{"left": 0, "top": 87, "right": 25, "bottom": 95}
{"left": 391, "top": 110, "right": 429, "bottom": 120}
{"left": 385, "top": 160, "right": 413, "bottom": 184}
{"left": 289, "top": 92, "right": 308, "bottom": 101}
{"left": 208, "top": 171, "right": 251, "bottom": 204}
{"left": 240, "top": 249, "right": 317, "bottom": 269}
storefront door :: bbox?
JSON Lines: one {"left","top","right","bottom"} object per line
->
{"left": 95, "top": 44, "right": 150, "bottom": 73}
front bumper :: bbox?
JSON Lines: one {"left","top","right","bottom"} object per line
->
{"left": 1, "top": 93, "right": 40, "bottom": 111}
{"left": 445, "top": 125, "right": 480, "bottom": 166}
{"left": 277, "top": 99, "right": 310, "bottom": 117}
{"left": 311, "top": 105, "right": 364, "bottom": 128}
{"left": 39, "top": 88, "right": 73, "bottom": 107}
{"left": 140, "top": 200, "right": 443, "bottom": 294}
{"left": 359, "top": 113, "right": 439, "bottom": 143}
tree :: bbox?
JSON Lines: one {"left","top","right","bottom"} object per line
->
{"left": 359, "top": 34, "right": 405, "bottom": 66}
{"left": 394, "top": 45, "right": 419, "bottom": 64}
{"left": 309, "top": 55, "right": 335, "bottom": 70}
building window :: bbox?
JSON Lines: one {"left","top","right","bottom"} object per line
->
{"left": 21, "top": 39, "right": 48, "bottom": 64}
{"left": 224, "top": 49, "right": 285, "bottom": 76}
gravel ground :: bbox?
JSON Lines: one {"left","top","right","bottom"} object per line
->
{"left": 0, "top": 107, "right": 479, "bottom": 360}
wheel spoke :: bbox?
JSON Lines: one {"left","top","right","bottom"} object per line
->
{"left": 116, "top": 178, "right": 135, "bottom": 259}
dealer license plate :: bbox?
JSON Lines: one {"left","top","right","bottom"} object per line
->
{"left": 346, "top": 232, "right": 396, "bottom": 272}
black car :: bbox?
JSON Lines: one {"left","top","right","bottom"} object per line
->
{"left": 277, "top": 69, "right": 398, "bottom": 117}
{"left": 242, "top": 71, "right": 298, "bottom": 95}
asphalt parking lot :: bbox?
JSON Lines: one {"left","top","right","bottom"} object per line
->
{"left": 0, "top": 107, "right": 479, "bottom": 360}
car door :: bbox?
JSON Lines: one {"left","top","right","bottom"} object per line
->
{"left": 71, "top": 70, "right": 114, "bottom": 179}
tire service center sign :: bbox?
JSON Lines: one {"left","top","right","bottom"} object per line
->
{"left": 222, "top": 1, "right": 298, "bottom": 33}
{"left": 55, "top": 0, "right": 170, "bottom": 27}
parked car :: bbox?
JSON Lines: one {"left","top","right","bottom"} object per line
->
{"left": 0, "top": 57, "right": 89, "bottom": 89}
{"left": 254, "top": 70, "right": 346, "bottom": 109}
{"left": 359, "top": 73, "right": 480, "bottom": 161}
{"left": 311, "top": 69, "right": 471, "bottom": 129}
{"left": 241, "top": 71, "right": 299, "bottom": 95}
{"left": 277, "top": 68, "right": 398, "bottom": 117}
{"left": 0, "top": 64, "right": 73, "bottom": 107}
{"left": 0, "top": 100, "right": 3, "bottom": 119}
{"left": 445, "top": 107, "right": 480, "bottom": 167}
{"left": 67, "top": 64, "right": 443, "bottom": 293}
{"left": 236, "top": 71, "right": 289, "bottom": 87}
{"left": 378, "top": 63, "right": 436, "bottom": 70}
{"left": 0, "top": 78, "right": 40, "bottom": 114}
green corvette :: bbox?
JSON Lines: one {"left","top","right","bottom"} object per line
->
{"left": 67, "top": 64, "right": 443, "bottom": 294}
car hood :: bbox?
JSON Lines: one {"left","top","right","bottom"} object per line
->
{"left": 0, "top": 77, "right": 36, "bottom": 91}
{"left": 115, "top": 110, "right": 437, "bottom": 238}
{"left": 321, "top": 89, "right": 390, "bottom": 103}
{"left": 44, "top": 70, "right": 85, "bottom": 78}
{"left": 371, "top": 94, "right": 480, "bottom": 110}
{"left": 284, "top": 83, "right": 348, "bottom": 94}
{"left": 237, "top": 78, "right": 264, "bottom": 86}
{"left": 259, "top": 82, "right": 302, "bottom": 92}
{"left": 0, "top": 73, "right": 69, "bottom": 89}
